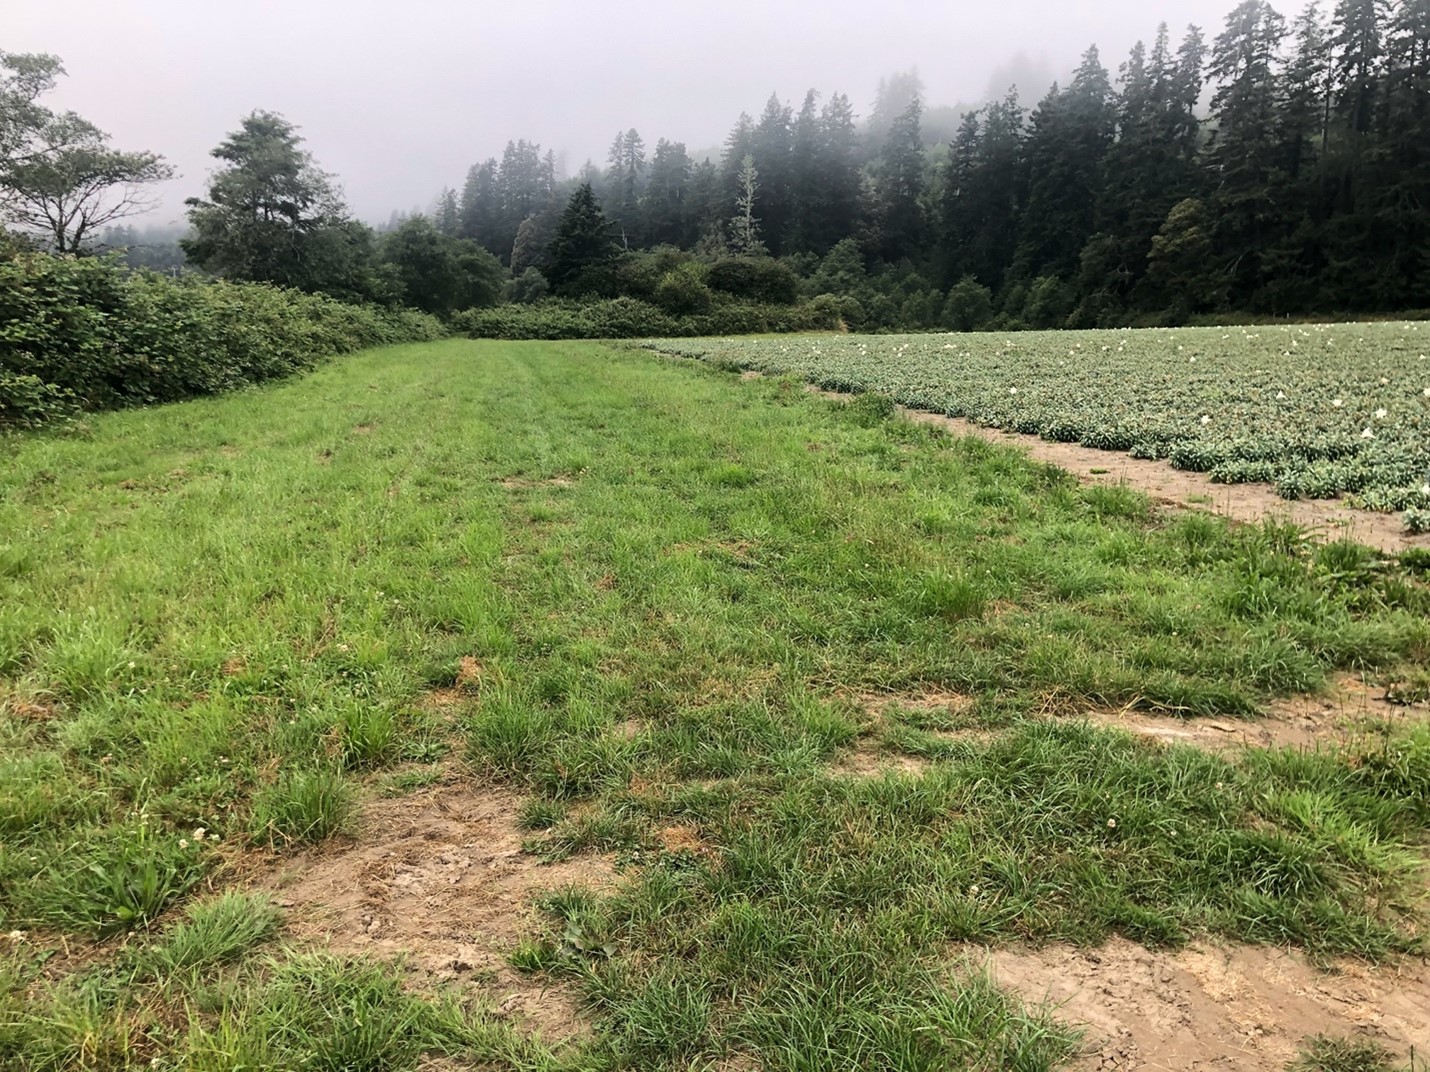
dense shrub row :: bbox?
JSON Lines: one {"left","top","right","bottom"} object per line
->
{"left": 0, "top": 254, "right": 447, "bottom": 429}
{"left": 452, "top": 295, "right": 844, "bottom": 341}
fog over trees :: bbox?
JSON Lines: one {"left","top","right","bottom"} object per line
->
{"left": 5, "top": 0, "right": 1430, "bottom": 326}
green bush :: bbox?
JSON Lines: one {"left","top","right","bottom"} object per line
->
{"left": 654, "top": 265, "right": 715, "bottom": 315}
{"left": 706, "top": 257, "right": 802, "bottom": 305}
{"left": 452, "top": 296, "right": 840, "bottom": 341}
{"left": 0, "top": 253, "right": 447, "bottom": 430}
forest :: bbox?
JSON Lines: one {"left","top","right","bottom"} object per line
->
{"left": 430, "top": 0, "right": 1430, "bottom": 329}
{"left": 5, "top": 0, "right": 1430, "bottom": 336}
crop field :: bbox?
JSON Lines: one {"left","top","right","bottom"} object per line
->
{"left": 649, "top": 323, "right": 1430, "bottom": 523}
{"left": 2, "top": 339, "right": 1429, "bottom": 1070}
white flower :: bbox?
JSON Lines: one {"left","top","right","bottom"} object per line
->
{"left": 6, "top": 930, "right": 24, "bottom": 942}
{"left": 1107, "top": 818, "right": 1118, "bottom": 829}
{"left": 1375, "top": 408, "right": 1388, "bottom": 419}
{"left": 1333, "top": 399, "right": 1344, "bottom": 408}
{"left": 1009, "top": 387, "right": 1018, "bottom": 395}
{"left": 1361, "top": 428, "right": 1375, "bottom": 439}
{"left": 193, "top": 828, "right": 206, "bottom": 841}
{"left": 1423, "top": 387, "right": 1430, "bottom": 397}
{"left": 1189, "top": 356, "right": 1197, "bottom": 363}
{"left": 1422, "top": 483, "right": 1430, "bottom": 496}
{"left": 1276, "top": 391, "right": 1287, "bottom": 400}
{"left": 1200, "top": 415, "right": 1212, "bottom": 425}
{"left": 179, "top": 838, "right": 189, "bottom": 849}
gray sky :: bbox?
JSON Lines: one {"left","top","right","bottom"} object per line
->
{"left": 7, "top": 0, "right": 1236, "bottom": 225}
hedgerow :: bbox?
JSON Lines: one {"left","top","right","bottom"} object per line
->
{"left": 0, "top": 253, "right": 447, "bottom": 429}
{"left": 451, "top": 295, "right": 841, "bottom": 341}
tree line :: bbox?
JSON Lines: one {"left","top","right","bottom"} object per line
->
{"left": 441, "top": 0, "right": 1430, "bottom": 326}
{"left": 7, "top": 0, "right": 1430, "bottom": 331}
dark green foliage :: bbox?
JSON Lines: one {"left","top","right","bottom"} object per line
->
{"left": 547, "top": 182, "right": 618, "bottom": 293}
{"left": 378, "top": 216, "right": 504, "bottom": 317}
{"left": 0, "top": 253, "right": 445, "bottom": 428}
{"left": 452, "top": 295, "right": 839, "bottom": 340}
{"left": 182, "top": 111, "right": 391, "bottom": 303}
{"left": 706, "top": 256, "right": 801, "bottom": 304}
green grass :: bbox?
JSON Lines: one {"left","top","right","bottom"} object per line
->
{"left": 1, "top": 338, "right": 1427, "bottom": 1069}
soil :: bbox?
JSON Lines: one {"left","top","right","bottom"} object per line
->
{"left": 1078, "top": 674, "right": 1430, "bottom": 753}
{"left": 248, "top": 768, "right": 614, "bottom": 1043}
{"left": 987, "top": 937, "right": 1430, "bottom": 1070}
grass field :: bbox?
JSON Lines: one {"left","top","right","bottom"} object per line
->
{"left": 650, "top": 324, "right": 1430, "bottom": 519}
{"left": 2, "top": 338, "right": 1428, "bottom": 1070}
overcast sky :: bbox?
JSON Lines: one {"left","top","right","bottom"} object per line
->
{"left": 7, "top": 0, "right": 1236, "bottom": 225}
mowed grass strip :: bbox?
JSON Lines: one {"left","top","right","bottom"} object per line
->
{"left": 0, "top": 339, "right": 1427, "bottom": 1070}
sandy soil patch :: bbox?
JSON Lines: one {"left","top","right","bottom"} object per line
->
{"left": 988, "top": 937, "right": 1430, "bottom": 1070}
{"left": 251, "top": 770, "right": 614, "bottom": 1042}
{"left": 1079, "top": 675, "right": 1429, "bottom": 753}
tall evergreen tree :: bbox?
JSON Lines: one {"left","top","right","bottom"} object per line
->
{"left": 814, "top": 92, "right": 862, "bottom": 254}
{"left": 1207, "top": 0, "right": 1289, "bottom": 303}
{"left": 1016, "top": 46, "right": 1115, "bottom": 279}
{"left": 751, "top": 94, "right": 794, "bottom": 253}
{"left": 643, "top": 138, "right": 694, "bottom": 248}
{"left": 546, "top": 183, "right": 617, "bottom": 292}
{"left": 870, "top": 96, "right": 927, "bottom": 263}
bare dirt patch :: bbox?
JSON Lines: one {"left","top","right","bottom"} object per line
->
{"left": 250, "top": 771, "right": 615, "bottom": 1043}
{"left": 496, "top": 476, "right": 576, "bottom": 490}
{"left": 854, "top": 689, "right": 975, "bottom": 721}
{"left": 1079, "top": 675, "right": 1429, "bottom": 753}
{"left": 795, "top": 382, "right": 1427, "bottom": 554}
{"left": 833, "top": 739, "right": 934, "bottom": 778}
{"left": 988, "top": 937, "right": 1430, "bottom": 1070}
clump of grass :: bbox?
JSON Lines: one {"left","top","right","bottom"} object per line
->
{"left": 8, "top": 824, "right": 207, "bottom": 935}
{"left": 338, "top": 703, "right": 399, "bottom": 771}
{"left": 250, "top": 769, "right": 352, "bottom": 847}
{"left": 131, "top": 891, "right": 281, "bottom": 978}
{"left": 1290, "top": 1034, "right": 1408, "bottom": 1072}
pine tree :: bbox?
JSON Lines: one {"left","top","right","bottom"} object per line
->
{"left": 751, "top": 94, "right": 793, "bottom": 253}
{"left": 815, "top": 93, "right": 862, "bottom": 254}
{"left": 1207, "top": 0, "right": 1289, "bottom": 303}
{"left": 1331, "top": 0, "right": 1389, "bottom": 134}
{"left": 459, "top": 159, "right": 499, "bottom": 248}
{"left": 1016, "top": 46, "right": 1115, "bottom": 279}
{"left": 435, "top": 187, "right": 460, "bottom": 236}
{"left": 643, "top": 138, "right": 694, "bottom": 248}
{"left": 871, "top": 97, "right": 927, "bottom": 263}
{"left": 546, "top": 183, "right": 617, "bottom": 291}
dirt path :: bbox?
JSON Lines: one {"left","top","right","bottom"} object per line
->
{"left": 989, "top": 937, "right": 1430, "bottom": 1071}
{"left": 775, "top": 373, "right": 1430, "bottom": 555}
{"left": 249, "top": 769, "right": 612, "bottom": 1043}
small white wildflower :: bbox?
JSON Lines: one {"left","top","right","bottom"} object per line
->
{"left": 1200, "top": 415, "right": 1212, "bottom": 425}
{"left": 127, "top": 661, "right": 136, "bottom": 669}
{"left": 969, "top": 884, "right": 980, "bottom": 895}
{"left": 1107, "top": 818, "right": 1118, "bottom": 829}
{"left": 1362, "top": 428, "right": 1375, "bottom": 439}
{"left": 193, "top": 828, "right": 206, "bottom": 841}
{"left": 1375, "top": 408, "right": 1388, "bottom": 419}
{"left": 1423, "top": 387, "right": 1430, "bottom": 397}
{"left": 1333, "top": 399, "right": 1344, "bottom": 408}
{"left": 1276, "top": 391, "right": 1287, "bottom": 400}
{"left": 1009, "top": 387, "right": 1018, "bottom": 395}
{"left": 1189, "top": 356, "right": 1197, "bottom": 363}
{"left": 179, "top": 838, "right": 189, "bottom": 849}
{"left": 6, "top": 930, "right": 24, "bottom": 942}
